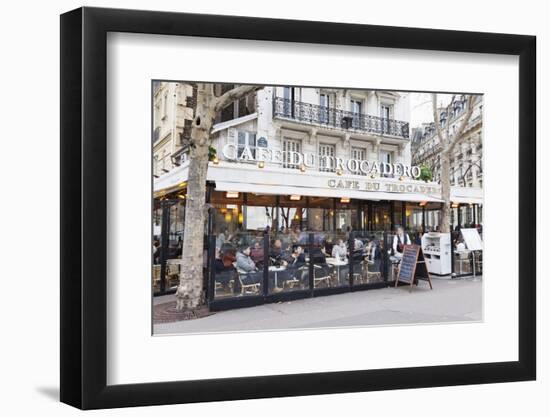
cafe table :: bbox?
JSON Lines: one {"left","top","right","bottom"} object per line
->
{"left": 268, "top": 265, "right": 286, "bottom": 287}
{"left": 325, "top": 257, "right": 348, "bottom": 285}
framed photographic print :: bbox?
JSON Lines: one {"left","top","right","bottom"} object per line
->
{"left": 60, "top": 6, "right": 536, "bottom": 410}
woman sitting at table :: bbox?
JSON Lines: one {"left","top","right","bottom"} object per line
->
{"left": 235, "top": 246, "right": 263, "bottom": 292}
{"left": 236, "top": 246, "right": 258, "bottom": 273}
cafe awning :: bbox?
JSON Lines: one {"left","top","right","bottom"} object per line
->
{"left": 214, "top": 180, "right": 443, "bottom": 203}
{"left": 450, "top": 186, "right": 483, "bottom": 205}
{"left": 155, "top": 161, "right": 456, "bottom": 204}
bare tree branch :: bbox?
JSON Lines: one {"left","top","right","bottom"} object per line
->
{"left": 446, "top": 95, "right": 476, "bottom": 154}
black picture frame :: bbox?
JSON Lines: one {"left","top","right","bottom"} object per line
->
{"left": 60, "top": 6, "right": 536, "bottom": 410}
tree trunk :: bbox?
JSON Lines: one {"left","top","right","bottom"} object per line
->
{"left": 439, "top": 149, "right": 452, "bottom": 233}
{"left": 176, "top": 85, "right": 215, "bottom": 310}
{"left": 175, "top": 84, "right": 262, "bottom": 310}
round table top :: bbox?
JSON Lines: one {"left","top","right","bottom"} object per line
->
{"left": 268, "top": 266, "right": 286, "bottom": 271}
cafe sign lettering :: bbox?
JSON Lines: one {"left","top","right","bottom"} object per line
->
{"left": 327, "top": 179, "right": 438, "bottom": 195}
{"left": 222, "top": 143, "right": 422, "bottom": 179}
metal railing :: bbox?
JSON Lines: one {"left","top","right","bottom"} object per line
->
{"left": 273, "top": 97, "right": 409, "bottom": 139}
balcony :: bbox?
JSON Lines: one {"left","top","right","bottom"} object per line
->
{"left": 273, "top": 97, "right": 409, "bottom": 139}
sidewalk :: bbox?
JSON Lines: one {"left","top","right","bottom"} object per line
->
{"left": 154, "top": 277, "right": 482, "bottom": 335}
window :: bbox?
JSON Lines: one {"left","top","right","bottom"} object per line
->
{"left": 379, "top": 151, "right": 391, "bottom": 163}
{"left": 380, "top": 104, "right": 392, "bottom": 134}
{"left": 318, "top": 143, "right": 336, "bottom": 172}
{"left": 351, "top": 146, "right": 366, "bottom": 161}
{"left": 219, "top": 84, "right": 256, "bottom": 122}
{"left": 282, "top": 87, "right": 295, "bottom": 117}
{"left": 380, "top": 104, "right": 391, "bottom": 119}
{"left": 237, "top": 131, "right": 257, "bottom": 159}
{"left": 379, "top": 150, "right": 392, "bottom": 177}
{"left": 320, "top": 92, "right": 335, "bottom": 124}
{"left": 351, "top": 99, "right": 362, "bottom": 114}
{"left": 351, "top": 147, "right": 367, "bottom": 175}
{"left": 282, "top": 138, "right": 301, "bottom": 168}
{"left": 320, "top": 93, "right": 331, "bottom": 108}
{"left": 350, "top": 99, "right": 363, "bottom": 128}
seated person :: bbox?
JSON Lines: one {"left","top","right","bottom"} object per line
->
{"left": 270, "top": 239, "right": 293, "bottom": 265}
{"left": 354, "top": 237, "right": 364, "bottom": 251}
{"left": 214, "top": 247, "right": 237, "bottom": 290}
{"left": 287, "top": 245, "right": 306, "bottom": 268}
{"left": 309, "top": 245, "right": 327, "bottom": 265}
{"left": 236, "top": 246, "right": 258, "bottom": 273}
{"left": 250, "top": 241, "right": 264, "bottom": 266}
{"left": 331, "top": 239, "right": 347, "bottom": 260}
{"left": 220, "top": 244, "right": 237, "bottom": 268}
{"left": 270, "top": 239, "right": 283, "bottom": 259}
{"left": 235, "top": 246, "right": 263, "bottom": 292}
{"left": 275, "top": 246, "right": 306, "bottom": 288}
{"left": 323, "top": 238, "right": 333, "bottom": 256}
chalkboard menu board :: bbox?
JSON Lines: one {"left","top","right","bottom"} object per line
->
{"left": 395, "top": 244, "right": 433, "bottom": 291}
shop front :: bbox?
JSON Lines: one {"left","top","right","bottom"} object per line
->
{"left": 152, "top": 160, "right": 462, "bottom": 310}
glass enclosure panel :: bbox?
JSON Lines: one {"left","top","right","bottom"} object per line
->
{"left": 152, "top": 199, "right": 186, "bottom": 293}
{"left": 213, "top": 232, "right": 264, "bottom": 299}
{"left": 320, "top": 231, "right": 349, "bottom": 288}
{"left": 243, "top": 194, "right": 277, "bottom": 233}
{"left": 278, "top": 195, "right": 307, "bottom": 231}
{"left": 211, "top": 189, "right": 245, "bottom": 242}
{"left": 211, "top": 203, "right": 244, "bottom": 241}
{"left": 268, "top": 232, "right": 310, "bottom": 294}
{"left": 351, "top": 231, "right": 385, "bottom": 285}
{"left": 406, "top": 202, "right": 424, "bottom": 233}
{"left": 384, "top": 231, "right": 400, "bottom": 283}
{"left": 453, "top": 247, "right": 473, "bottom": 276}
{"left": 393, "top": 201, "right": 404, "bottom": 228}
{"left": 307, "top": 197, "right": 334, "bottom": 232}
{"left": 335, "top": 200, "right": 360, "bottom": 232}
{"left": 372, "top": 203, "right": 392, "bottom": 231}
{"left": 426, "top": 209, "right": 441, "bottom": 232}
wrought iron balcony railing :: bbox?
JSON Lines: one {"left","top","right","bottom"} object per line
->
{"left": 273, "top": 97, "right": 409, "bottom": 139}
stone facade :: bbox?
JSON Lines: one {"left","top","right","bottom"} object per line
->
{"left": 152, "top": 81, "right": 195, "bottom": 177}
{"left": 211, "top": 86, "right": 411, "bottom": 173}
{"left": 411, "top": 95, "right": 483, "bottom": 188}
